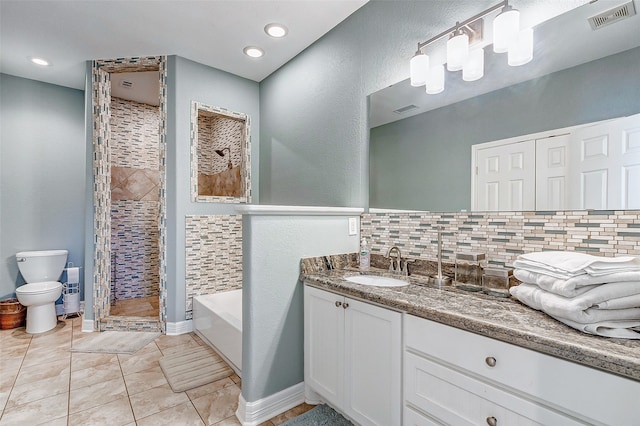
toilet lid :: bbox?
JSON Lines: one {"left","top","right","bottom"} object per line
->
{"left": 16, "top": 281, "right": 62, "bottom": 294}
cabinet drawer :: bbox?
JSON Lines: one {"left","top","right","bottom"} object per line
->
{"left": 405, "top": 315, "right": 640, "bottom": 425}
{"left": 405, "top": 352, "right": 581, "bottom": 426}
{"left": 404, "top": 406, "right": 440, "bottom": 426}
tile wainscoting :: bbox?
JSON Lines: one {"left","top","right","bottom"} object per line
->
{"left": 361, "top": 210, "right": 640, "bottom": 268}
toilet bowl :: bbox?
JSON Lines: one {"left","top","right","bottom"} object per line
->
{"left": 15, "top": 250, "right": 68, "bottom": 334}
{"left": 15, "top": 282, "right": 63, "bottom": 333}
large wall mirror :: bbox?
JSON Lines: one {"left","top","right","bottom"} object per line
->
{"left": 191, "top": 101, "right": 251, "bottom": 203}
{"left": 369, "top": 0, "right": 640, "bottom": 212}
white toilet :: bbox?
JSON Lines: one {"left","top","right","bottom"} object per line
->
{"left": 15, "top": 250, "right": 68, "bottom": 333}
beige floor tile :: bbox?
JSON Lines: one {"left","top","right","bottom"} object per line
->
{"left": 21, "top": 346, "right": 70, "bottom": 368}
{"left": 154, "top": 333, "right": 196, "bottom": 351}
{"left": 123, "top": 365, "right": 168, "bottom": 395}
{"left": 214, "top": 416, "right": 243, "bottom": 425}
{"left": 0, "top": 388, "right": 11, "bottom": 413}
{"left": 185, "top": 377, "right": 234, "bottom": 400}
{"left": 0, "top": 341, "right": 30, "bottom": 359}
{"left": 0, "top": 392, "right": 67, "bottom": 426}
{"left": 40, "top": 415, "right": 69, "bottom": 426}
{"left": 191, "top": 384, "right": 241, "bottom": 426}
{"left": 159, "top": 339, "right": 202, "bottom": 356}
{"left": 129, "top": 383, "right": 189, "bottom": 420}
{"left": 68, "top": 395, "right": 134, "bottom": 426}
{"left": 136, "top": 401, "right": 205, "bottom": 426}
{"left": 70, "top": 358, "right": 121, "bottom": 390}
{"left": 71, "top": 351, "right": 118, "bottom": 372}
{"left": 118, "top": 341, "right": 162, "bottom": 375}
{"left": 268, "top": 403, "right": 316, "bottom": 425}
{"left": 229, "top": 374, "right": 241, "bottom": 385}
{"left": 69, "top": 375, "right": 127, "bottom": 414}
{"left": 0, "top": 359, "right": 21, "bottom": 390}
{"left": 13, "top": 357, "right": 70, "bottom": 387}
{"left": 5, "top": 372, "right": 70, "bottom": 409}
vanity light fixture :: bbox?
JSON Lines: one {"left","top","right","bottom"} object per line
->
{"left": 410, "top": 0, "right": 533, "bottom": 95}
{"left": 29, "top": 57, "right": 51, "bottom": 66}
{"left": 243, "top": 46, "right": 264, "bottom": 58}
{"left": 265, "top": 23, "right": 288, "bottom": 38}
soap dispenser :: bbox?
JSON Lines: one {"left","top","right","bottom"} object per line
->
{"left": 359, "top": 238, "right": 370, "bottom": 272}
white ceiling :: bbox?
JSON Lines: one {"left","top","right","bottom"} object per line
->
{"left": 370, "top": 0, "right": 640, "bottom": 127}
{"left": 0, "top": 0, "right": 368, "bottom": 90}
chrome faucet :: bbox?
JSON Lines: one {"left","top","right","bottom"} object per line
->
{"left": 386, "top": 246, "right": 403, "bottom": 273}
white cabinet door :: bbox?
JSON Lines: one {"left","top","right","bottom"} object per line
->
{"left": 535, "top": 134, "right": 571, "bottom": 210}
{"left": 304, "top": 286, "right": 344, "bottom": 409}
{"left": 475, "top": 139, "right": 536, "bottom": 211}
{"left": 344, "top": 297, "right": 402, "bottom": 426}
{"left": 304, "top": 285, "right": 402, "bottom": 426}
{"left": 569, "top": 113, "right": 640, "bottom": 209}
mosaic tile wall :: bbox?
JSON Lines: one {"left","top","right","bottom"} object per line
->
{"left": 92, "top": 56, "right": 167, "bottom": 333}
{"left": 185, "top": 215, "right": 243, "bottom": 320}
{"left": 190, "top": 101, "right": 251, "bottom": 203}
{"left": 197, "top": 113, "right": 244, "bottom": 175}
{"left": 361, "top": 210, "right": 640, "bottom": 269}
{"left": 109, "top": 97, "right": 160, "bottom": 302}
{"left": 110, "top": 201, "right": 160, "bottom": 300}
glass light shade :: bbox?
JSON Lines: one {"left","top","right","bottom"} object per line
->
{"left": 508, "top": 28, "right": 534, "bottom": 66}
{"left": 463, "top": 48, "right": 484, "bottom": 82}
{"left": 425, "top": 65, "right": 445, "bottom": 94}
{"left": 410, "top": 53, "right": 429, "bottom": 87}
{"left": 243, "top": 46, "right": 264, "bottom": 58}
{"left": 493, "top": 7, "right": 520, "bottom": 53}
{"left": 447, "top": 32, "right": 469, "bottom": 71}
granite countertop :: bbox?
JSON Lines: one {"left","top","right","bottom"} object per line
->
{"left": 301, "top": 261, "right": 640, "bottom": 382}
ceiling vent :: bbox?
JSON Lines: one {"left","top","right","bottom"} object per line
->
{"left": 588, "top": 1, "right": 636, "bottom": 30}
{"left": 120, "top": 80, "right": 133, "bottom": 89}
{"left": 393, "top": 104, "right": 419, "bottom": 114}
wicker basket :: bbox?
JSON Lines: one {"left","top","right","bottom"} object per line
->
{"left": 0, "top": 298, "right": 26, "bottom": 329}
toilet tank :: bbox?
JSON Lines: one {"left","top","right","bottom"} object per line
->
{"left": 16, "top": 250, "right": 68, "bottom": 283}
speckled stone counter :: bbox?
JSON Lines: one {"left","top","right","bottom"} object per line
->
{"left": 301, "top": 254, "right": 640, "bottom": 382}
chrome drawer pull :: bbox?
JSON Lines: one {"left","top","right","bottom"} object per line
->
{"left": 485, "top": 356, "right": 497, "bottom": 367}
{"left": 486, "top": 416, "right": 497, "bottom": 426}
{"left": 335, "top": 301, "right": 342, "bottom": 307}
{"left": 343, "top": 302, "right": 349, "bottom": 309}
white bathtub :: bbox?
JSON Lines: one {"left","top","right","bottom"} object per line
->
{"left": 193, "top": 289, "right": 242, "bottom": 376}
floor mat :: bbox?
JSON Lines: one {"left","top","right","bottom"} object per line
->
{"left": 160, "top": 345, "right": 234, "bottom": 392}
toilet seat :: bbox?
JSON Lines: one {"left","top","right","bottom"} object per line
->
{"left": 16, "top": 281, "right": 62, "bottom": 294}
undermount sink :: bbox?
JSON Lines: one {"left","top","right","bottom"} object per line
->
{"left": 345, "top": 275, "right": 410, "bottom": 287}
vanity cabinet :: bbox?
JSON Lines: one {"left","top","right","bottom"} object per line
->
{"left": 304, "top": 285, "right": 402, "bottom": 426}
{"left": 404, "top": 315, "right": 640, "bottom": 426}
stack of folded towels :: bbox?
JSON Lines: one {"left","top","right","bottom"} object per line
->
{"left": 509, "top": 251, "right": 640, "bottom": 339}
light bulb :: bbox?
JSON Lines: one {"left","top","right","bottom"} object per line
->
{"left": 508, "top": 28, "right": 533, "bottom": 66}
{"left": 265, "top": 23, "right": 288, "bottom": 38}
{"left": 463, "top": 48, "right": 484, "bottom": 82}
{"left": 425, "top": 65, "right": 445, "bottom": 95}
{"left": 447, "top": 31, "right": 469, "bottom": 71}
{"left": 243, "top": 46, "right": 264, "bottom": 58}
{"left": 493, "top": 6, "right": 520, "bottom": 53}
{"left": 410, "top": 53, "right": 429, "bottom": 87}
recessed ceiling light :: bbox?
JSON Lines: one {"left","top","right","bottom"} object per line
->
{"left": 265, "top": 23, "right": 288, "bottom": 38}
{"left": 243, "top": 46, "right": 264, "bottom": 58}
{"left": 29, "top": 57, "right": 51, "bottom": 66}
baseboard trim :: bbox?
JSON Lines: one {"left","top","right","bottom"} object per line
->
{"left": 166, "top": 319, "right": 193, "bottom": 335}
{"left": 236, "top": 382, "right": 305, "bottom": 426}
{"left": 81, "top": 316, "right": 95, "bottom": 332}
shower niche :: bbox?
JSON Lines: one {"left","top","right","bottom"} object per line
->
{"left": 190, "top": 101, "right": 251, "bottom": 203}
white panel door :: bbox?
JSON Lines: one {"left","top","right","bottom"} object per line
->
{"left": 344, "top": 297, "right": 402, "bottom": 426}
{"left": 475, "top": 140, "right": 536, "bottom": 211}
{"left": 569, "top": 113, "right": 640, "bottom": 209}
{"left": 536, "top": 134, "right": 571, "bottom": 210}
{"left": 304, "top": 286, "right": 344, "bottom": 409}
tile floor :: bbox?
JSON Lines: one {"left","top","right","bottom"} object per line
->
{"left": 0, "top": 317, "right": 314, "bottom": 425}
{"left": 110, "top": 296, "right": 159, "bottom": 317}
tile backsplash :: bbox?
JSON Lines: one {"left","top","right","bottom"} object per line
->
{"left": 361, "top": 210, "right": 640, "bottom": 268}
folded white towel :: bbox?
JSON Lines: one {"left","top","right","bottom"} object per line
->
{"left": 514, "top": 269, "right": 640, "bottom": 297}
{"left": 515, "top": 251, "right": 640, "bottom": 278}
{"left": 509, "top": 283, "right": 640, "bottom": 323}
{"left": 551, "top": 317, "right": 640, "bottom": 339}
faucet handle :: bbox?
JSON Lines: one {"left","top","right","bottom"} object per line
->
{"left": 401, "top": 258, "right": 416, "bottom": 275}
